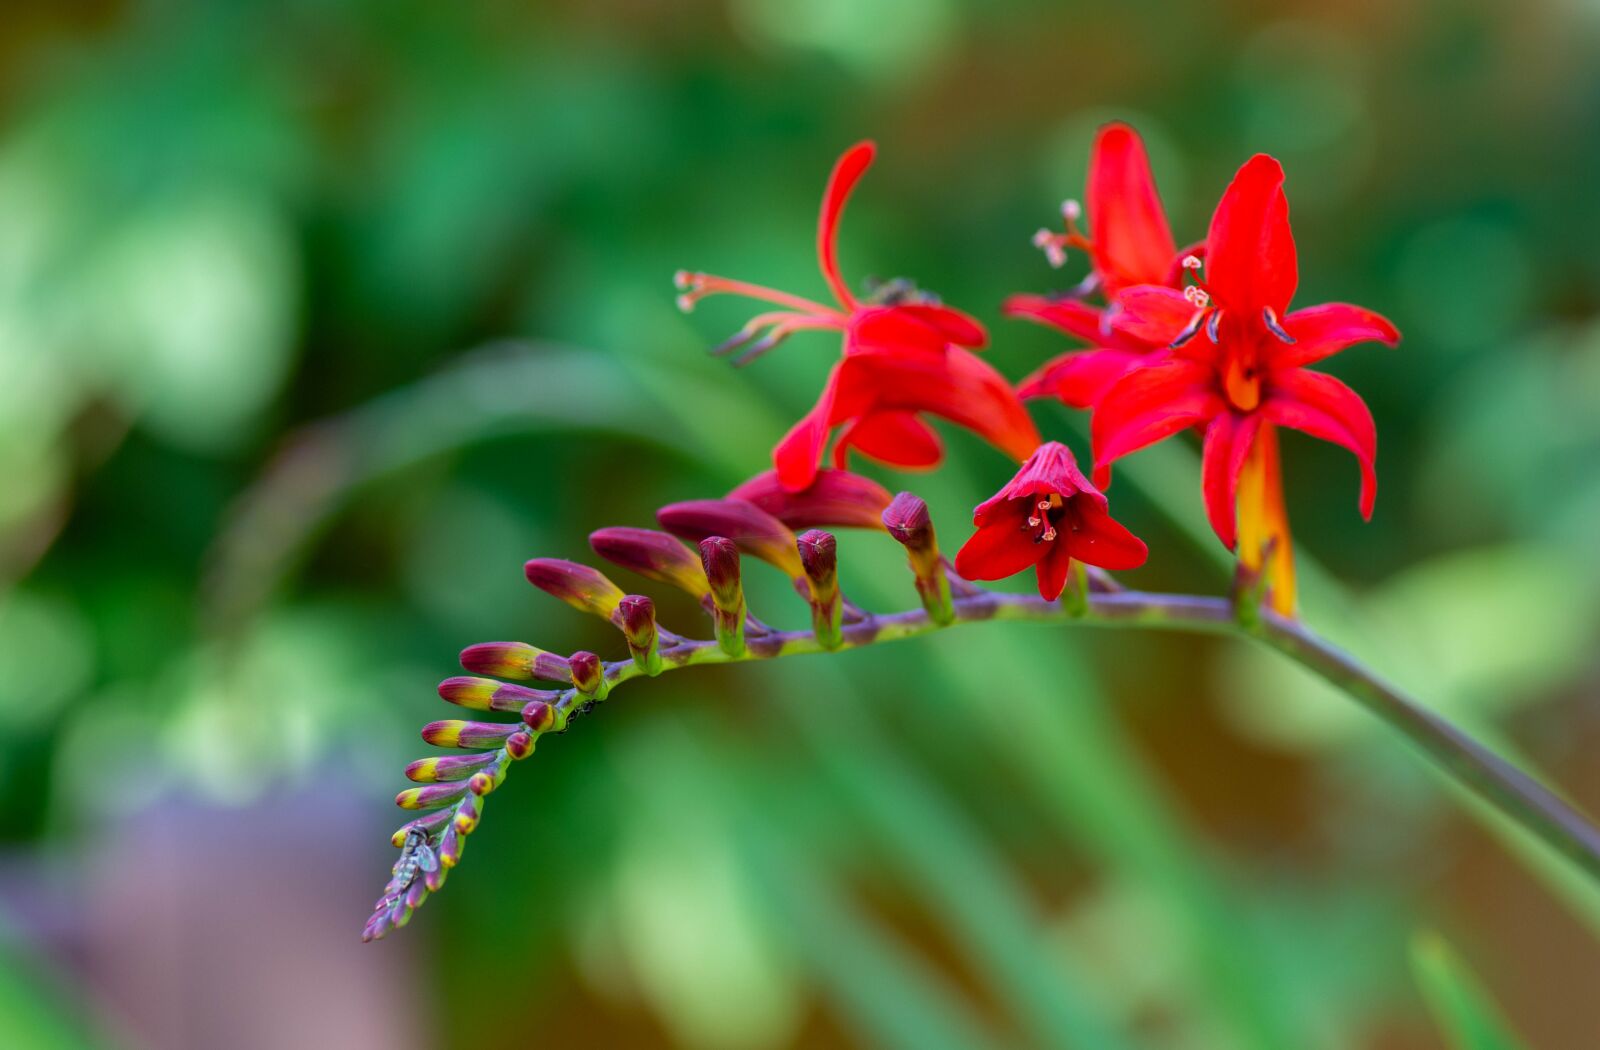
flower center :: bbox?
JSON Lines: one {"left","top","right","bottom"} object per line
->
{"left": 1223, "top": 351, "right": 1262, "bottom": 411}
{"left": 1024, "top": 493, "right": 1065, "bottom": 543}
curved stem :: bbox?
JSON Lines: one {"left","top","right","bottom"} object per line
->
{"left": 602, "top": 588, "right": 1600, "bottom": 884}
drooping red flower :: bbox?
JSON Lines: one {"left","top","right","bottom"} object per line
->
{"left": 1089, "top": 154, "right": 1400, "bottom": 612}
{"left": 954, "top": 442, "right": 1147, "bottom": 601}
{"left": 677, "top": 142, "right": 1040, "bottom": 491}
{"left": 1007, "top": 123, "right": 1190, "bottom": 409}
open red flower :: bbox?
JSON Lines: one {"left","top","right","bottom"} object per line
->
{"left": 677, "top": 142, "right": 1040, "bottom": 491}
{"left": 1090, "top": 154, "right": 1400, "bottom": 612}
{"left": 1007, "top": 123, "right": 1189, "bottom": 409}
{"left": 954, "top": 442, "right": 1147, "bottom": 601}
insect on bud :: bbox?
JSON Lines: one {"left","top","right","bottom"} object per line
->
{"left": 589, "top": 527, "right": 711, "bottom": 598}
{"left": 883, "top": 491, "right": 955, "bottom": 625}
{"left": 458, "top": 642, "right": 571, "bottom": 683}
{"left": 797, "top": 530, "right": 843, "bottom": 649}
{"left": 524, "top": 558, "right": 626, "bottom": 620}
{"left": 617, "top": 594, "right": 663, "bottom": 675}
{"left": 698, "top": 536, "right": 746, "bottom": 656}
{"left": 569, "top": 650, "right": 609, "bottom": 701}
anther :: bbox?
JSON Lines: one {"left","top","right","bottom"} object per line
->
{"left": 1206, "top": 309, "right": 1222, "bottom": 344}
{"left": 1182, "top": 254, "right": 1203, "bottom": 271}
{"left": 1170, "top": 309, "right": 1208, "bottom": 349}
{"left": 1262, "top": 307, "right": 1296, "bottom": 344}
{"left": 1060, "top": 199, "right": 1083, "bottom": 223}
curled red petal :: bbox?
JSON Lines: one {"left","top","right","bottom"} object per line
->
{"left": 818, "top": 142, "right": 875, "bottom": 311}
{"left": 1087, "top": 123, "right": 1178, "bottom": 292}
{"left": 1066, "top": 501, "right": 1148, "bottom": 571}
{"left": 1205, "top": 154, "right": 1297, "bottom": 317}
{"left": 834, "top": 410, "right": 942, "bottom": 470}
{"left": 849, "top": 304, "right": 985, "bottom": 355}
{"left": 1003, "top": 295, "right": 1109, "bottom": 345}
{"left": 953, "top": 517, "right": 1042, "bottom": 582}
{"left": 1262, "top": 369, "right": 1377, "bottom": 519}
{"left": 1272, "top": 303, "right": 1400, "bottom": 370}
{"left": 1016, "top": 349, "right": 1150, "bottom": 408}
{"left": 1198, "top": 411, "right": 1263, "bottom": 550}
{"left": 773, "top": 361, "right": 845, "bottom": 491}
{"left": 728, "top": 468, "right": 892, "bottom": 530}
{"left": 1106, "top": 286, "right": 1195, "bottom": 347}
{"left": 1091, "top": 360, "right": 1223, "bottom": 478}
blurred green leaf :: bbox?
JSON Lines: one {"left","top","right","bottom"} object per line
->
{"left": 1411, "top": 931, "right": 1527, "bottom": 1050}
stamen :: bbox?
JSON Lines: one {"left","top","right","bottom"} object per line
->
{"left": 1206, "top": 309, "right": 1222, "bottom": 344}
{"left": 1262, "top": 307, "right": 1296, "bottom": 344}
{"left": 671, "top": 271, "right": 845, "bottom": 320}
{"left": 1032, "top": 228, "right": 1070, "bottom": 269}
{"left": 1170, "top": 308, "right": 1208, "bottom": 349}
{"left": 1182, "top": 254, "right": 1203, "bottom": 272}
{"left": 1061, "top": 199, "right": 1082, "bottom": 223}
{"left": 1041, "top": 527, "right": 1057, "bottom": 541}
{"left": 1183, "top": 285, "right": 1210, "bottom": 308}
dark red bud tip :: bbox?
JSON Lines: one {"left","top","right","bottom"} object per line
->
{"left": 524, "top": 558, "right": 626, "bottom": 618}
{"left": 699, "top": 536, "right": 743, "bottom": 602}
{"left": 883, "top": 491, "right": 933, "bottom": 544}
{"left": 797, "top": 529, "right": 838, "bottom": 581}
{"left": 521, "top": 700, "right": 556, "bottom": 732}
{"left": 569, "top": 650, "right": 608, "bottom": 699}
{"left": 618, "top": 594, "right": 656, "bottom": 640}
{"left": 505, "top": 731, "right": 535, "bottom": 760}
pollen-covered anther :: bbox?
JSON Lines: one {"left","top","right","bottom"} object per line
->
{"left": 1060, "top": 198, "right": 1083, "bottom": 223}
{"left": 1183, "top": 254, "right": 1204, "bottom": 271}
{"left": 1183, "top": 285, "right": 1210, "bottom": 308}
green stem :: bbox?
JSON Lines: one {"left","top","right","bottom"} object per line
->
{"left": 598, "top": 588, "right": 1600, "bottom": 885}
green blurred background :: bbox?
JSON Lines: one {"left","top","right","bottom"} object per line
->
{"left": 2, "top": 1, "right": 1599, "bottom": 1047}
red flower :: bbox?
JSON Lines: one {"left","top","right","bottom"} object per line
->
{"left": 677, "top": 142, "right": 1040, "bottom": 491}
{"left": 1089, "top": 154, "right": 1399, "bottom": 612}
{"left": 954, "top": 442, "right": 1147, "bottom": 601}
{"left": 1007, "top": 123, "right": 1189, "bottom": 409}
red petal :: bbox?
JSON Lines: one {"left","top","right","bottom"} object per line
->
{"left": 953, "top": 519, "right": 1042, "bottom": 582}
{"left": 773, "top": 362, "right": 844, "bottom": 491}
{"left": 1262, "top": 369, "right": 1377, "bottom": 518}
{"left": 1271, "top": 303, "right": 1400, "bottom": 370}
{"left": 1088, "top": 123, "right": 1178, "bottom": 292}
{"left": 1004, "top": 295, "right": 1109, "bottom": 345}
{"left": 1205, "top": 154, "right": 1297, "bottom": 317}
{"left": 850, "top": 304, "right": 985, "bottom": 355}
{"left": 834, "top": 410, "right": 943, "bottom": 469}
{"left": 1066, "top": 501, "right": 1148, "bottom": 571}
{"left": 1091, "top": 360, "right": 1223, "bottom": 478}
{"left": 1198, "top": 411, "right": 1262, "bottom": 550}
{"left": 1016, "top": 349, "right": 1149, "bottom": 408}
{"left": 847, "top": 346, "right": 1042, "bottom": 465}
{"left": 1106, "top": 286, "right": 1195, "bottom": 347}
{"left": 1034, "top": 536, "right": 1075, "bottom": 601}
{"left": 818, "top": 142, "right": 875, "bottom": 311}
{"left": 728, "top": 467, "right": 893, "bottom": 530}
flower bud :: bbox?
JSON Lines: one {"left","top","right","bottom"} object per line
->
{"left": 569, "top": 650, "right": 609, "bottom": 700}
{"left": 883, "top": 491, "right": 954, "bottom": 625}
{"left": 699, "top": 536, "right": 746, "bottom": 656}
{"left": 523, "top": 558, "right": 626, "bottom": 619}
{"left": 405, "top": 752, "right": 498, "bottom": 783}
{"left": 459, "top": 642, "right": 571, "bottom": 682}
{"left": 421, "top": 719, "right": 519, "bottom": 749}
{"left": 797, "top": 529, "right": 843, "bottom": 649}
{"left": 396, "top": 782, "right": 470, "bottom": 810}
{"left": 438, "top": 676, "right": 562, "bottom": 713}
{"left": 618, "top": 594, "right": 663, "bottom": 675}
{"left": 467, "top": 765, "right": 503, "bottom": 796}
{"left": 505, "top": 730, "right": 535, "bottom": 760}
{"left": 728, "top": 469, "right": 892, "bottom": 531}
{"left": 520, "top": 699, "right": 556, "bottom": 732}
{"left": 589, "top": 527, "right": 711, "bottom": 598}
{"left": 659, "top": 499, "right": 804, "bottom": 579}
{"left": 453, "top": 793, "right": 481, "bottom": 833}
{"left": 438, "top": 823, "right": 464, "bottom": 868}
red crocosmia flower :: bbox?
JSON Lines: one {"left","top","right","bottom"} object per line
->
{"left": 954, "top": 442, "right": 1147, "bottom": 602}
{"left": 1089, "top": 154, "right": 1400, "bottom": 613}
{"left": 676, "top": 141, "right": 1040, "bottom": 491}
{"left": 1007, "top": 123, "right": 1191, "bottom": 409}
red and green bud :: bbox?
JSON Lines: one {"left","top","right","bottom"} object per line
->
{"left": 797, "top": 529, "right": 843, "bottom": 649}
{"left": 699, "top": 536, "right": 747, "bottom": 656}
{"left": 524, "top": 558, "right": 626, "bottom": 619}
{"left": 883, "top": 491, "right": 954, "bottom": 625}
{"left": 520, "top": 699, "right": 556, "bottom": 733}
{"left": 589, "top": 527, "right": 711, "bottom": 599}
{"left": 438, "top": 676, "right": 561, "bottom": 713}
{"left": 396, "top": 782, "right": 471, "bottom": 810}
{"left": 405, "top": 752, "right": 499, "bottom": 783}
{"left": 421, "top": 719, "right": 520, "bottom": 749}
{"left": 569, "top": 650, "right": 609, "bottom": 700}
{"left": 729, "top": 468, "right": 893, "bottom": 531}
{"left": 659, "top": 499, "right": 805, "bottom": 580}
{"left": 438, "top": 823, "right": 464, "bottom": 868}
{"left": 618, "top": 594, "right": 663, "bottom": 675}
{"left": 454, "top": 793, "right": 482, "bottom": 833}
{"left": 458, "top": 642, "right": 571, "bottom": 682}
{"left": 505, "top": 730, "right": 535, "bottom": 760}
{"left": 467, "top": 765, "right": 503, "bottom": 796}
